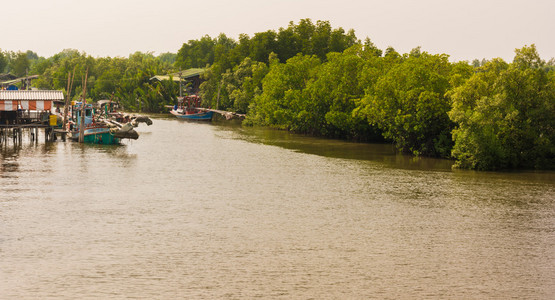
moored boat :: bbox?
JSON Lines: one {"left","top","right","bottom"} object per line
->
{"left": 170, "top": 109, "right": 214, "bottom": 120}
{"left": 170, "top": 95, "right": 214, "bottom": 121}
{"left": 71, "top": 123, "right": 121, "bottom": 144}
{"left": 69, "top": 102, "right": 139, "bottom": 144}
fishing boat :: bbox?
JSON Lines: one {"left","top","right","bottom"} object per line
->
{"left": 69, "top": 102, "right": 139, "bottom": 144}
{"left": 170, "top": 95, "right": 214, "bottom": 121}
{"left": 97, "top": 99, "right": 153, "bottom": 125}
{"left": 71, "top": 122, "right": 122, "bottom": 144}
{"left": 170, "top": 109, "right": 214, "bottom": 120}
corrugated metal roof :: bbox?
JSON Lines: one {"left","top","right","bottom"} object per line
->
{"left": 150, "top": 75, "right": 177, "bottom": 82}
{"left": 0, "top": 90, "right": 65, "bottom": 101}
{"left": 150, "top": 68, "right": 206, "bottom": 82}
{"left": 172, "top": 68, "right": 205, "bottom": 79}
{"left": 0, "top": 75, "right": 40, "bottom": 85}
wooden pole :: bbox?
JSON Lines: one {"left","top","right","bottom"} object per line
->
{"left": 179, "top": 71, "right": 183, "bottom": 98}
{"left": 79, "top": 69, "right": 89, "bottom": 143}
{"left": 63, "top": 67, "right": 75, "bottom": 130}
{"left": 63, "top": 72, "right": 71, "bottom": 128}
{"left": 216, "top": 80, "right": 221, "bottom": 110}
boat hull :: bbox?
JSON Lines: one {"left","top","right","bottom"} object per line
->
{"left": 171, "top": 110, "right": 214, "bottom": 121}
{"left": 71, "top": 127, "right": 120, "bottom": 144}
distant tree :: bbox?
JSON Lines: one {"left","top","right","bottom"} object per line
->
{"left": 230, "top": 33, "right": 251, "bottom": 63}
{"left": 29, "top": 58, "right": 53, "bottom": 76}
{"left": 175, "top": 35, "right": 215, "bottom": 69}
{"left": 213, "top": 33, "right": 237, "bottom": 71}
{"left": 276, "top": 23, "right": 301, "bottom": 62}
{"left": 51, "top": 49, "right": 82, "bottom": 63}
{"left": 449, "top": 45, "right": 555, "bottom": 170}
{"left": 0, "top": 50, "right": 7, "bottom": 73}
{"left": 362, "top": 38, "right": 382, "bottom": 57}
{"left": 311, "top": 20, "right": 332, "bottom": 60}
{"left": 329, "top": 28, "right": 357, "bottom": 54}
{"left": 224, "top": 57, "right": 269, "bottom": 113}
{"left": 545, "top": 58, "right": 555, "bottom": 74}
{"left": 295, "top": 19, "right": 316, "bottom": 55}
{"left": 246, "top": 54, "right": 321, "bottom": 129}
{"left": 92, "top": 66, "right": 122, "bottom": 99}
{"left": 158, "top": 52, "right": 177, "bottom": 65}
{"left": 306, "top": 46, "right": 378, "bottom": 139}
{"left": 448, "top": 60, "right": 474, "bottom": 88}
{"left": 409, "top": 46, "right": 422, "bottom": 58}
{"left": 10, "top": 52, "right": 30, "bottom": 77}
{"left": 362, "top": 52, "right": 454, "bottom": 156}
{"left": 384, "top": 46, "right": 397, "bottom": 57}
{"left": 249, "top": 30, "right": 278, "bottom": 63}
{"left": 25, "top": 50, "right": 39, "bottom": 61}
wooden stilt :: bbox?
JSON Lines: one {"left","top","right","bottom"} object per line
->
{"left": 79, "top": 69, "right": 89, "bottom": 143}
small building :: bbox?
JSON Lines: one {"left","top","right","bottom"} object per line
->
{"left": 0, "top": 90, "right": 64, "bottom": 124}
{"left": 150, "top": 68, "right": 206, "bottom": 94}
{"left": 0, "top": 75, "right": 40, "bottom": 90}
{"left": 0, "top": 73, "right": 17, "bottom": 82}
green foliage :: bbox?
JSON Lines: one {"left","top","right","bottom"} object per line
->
{"left": 246, "top": 54, "right": 321, "bottom": 130}
{"left": 113, "top": 52, "right": 175, "bottom": 112}
{"left": 0, "top": 50, "right": 44, "bottom": 76}
{"left": 449, "top": 45, "right": 555, "bottom": 170}
{"left": 26, "top": 49, "right": 175, "bottom": 113}
{"left": 362, "top": 38, "right": 383, "bottom": 57}
{"left": 246, "top": 46, "right": 383, "bottom": 141}
{"left": 307, "top": 46, "right": 376, "bottom": 139}
{"left": 221, "top": 57, "right": 269, "bottom": 113}
{"left": 8, "top": 19, "right": 554, "bottom": 171}
{"left": 192, "top": 19, "right": 363, "bottom": 131}
{"left": 175, "top": 35, "right": 216, "bottom": 69}
{"left": 158, "top": 52, "right": 177, "bottom": 65}
{"left": 195, "top": 19, "right": 361, "bottom": 116}
{"left": 249, "top": 30, "right": 278, "bottom": 63}
{"left": 362, "top": 52, "right": 455, "bottom": 156}
{"left": 0, "top": 50, "right": 8, "bottom": 73}
{"left": 10, "top": 52, "right": 30, "bottom": 77}
{"left": 178, "top": 18, "right": 357, "bottom": 73}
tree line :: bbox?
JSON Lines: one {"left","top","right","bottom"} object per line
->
{"left": 1, "top": 19, "right": 554, "bottom": 170}
{"left": 1, "top": 49, "right": 178, "bottom": 112}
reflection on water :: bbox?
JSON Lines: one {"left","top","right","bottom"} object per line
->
{"left": 1, "top": 119, "right": 554, "bottom": 299}
{"left": 218, "top": 126, "right": 449, "bottom": 170}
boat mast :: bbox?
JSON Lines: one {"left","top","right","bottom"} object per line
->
{"left": 63, "top": 67, "right": 75, "bottom": 130}
{"left": 179, "top": 71, "right": 183, "bottom": 98}
{"left": 79, "top": 69, "right": 89, "bottom": 143}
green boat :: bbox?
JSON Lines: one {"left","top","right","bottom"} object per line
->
{"left": 69, "top": 103, "right": 139, "bottom": 145}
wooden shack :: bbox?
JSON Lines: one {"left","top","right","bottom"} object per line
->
{"left": 0, "top": 90, "right": 64, "bottom": 124}
{"left": 0, "top": 75, "right": 40, "bottom": 90}
{"left": 150, "top": 68, "right": 206, "bottom": 94}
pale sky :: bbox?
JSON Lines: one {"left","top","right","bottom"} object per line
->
{"left": 3, "top": 0, "right": 554, "bottom": 62}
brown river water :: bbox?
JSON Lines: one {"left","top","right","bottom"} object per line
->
{"left": 1, "top": 117, "right": 554, "bottom": 299}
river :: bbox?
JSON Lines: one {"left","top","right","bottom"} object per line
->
{"left": 1, "top": 117, "right": 554, "bottom": 299}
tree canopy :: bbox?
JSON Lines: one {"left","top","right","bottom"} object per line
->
{"left": 449, "top": 45, "right": 555, "bottom": 170}
{"left": 2, "top": 19, "right": 553, "bottom": 171}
